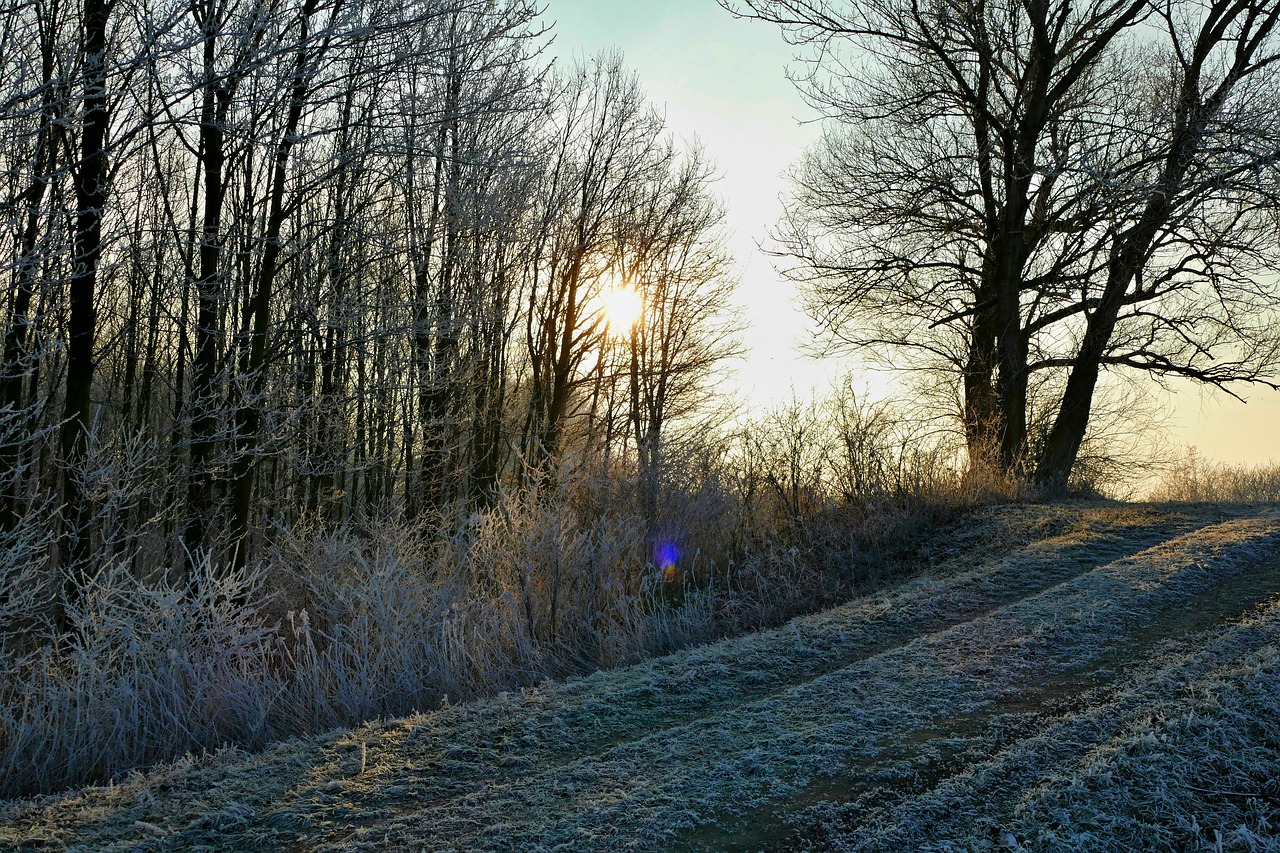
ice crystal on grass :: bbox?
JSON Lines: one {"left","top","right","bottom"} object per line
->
{"left": 2, "top": 504, "right": 1279, "bottom": 852}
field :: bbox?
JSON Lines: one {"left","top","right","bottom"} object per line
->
{"left": 3, "top": 501, "right": 1280, "bottom": 852}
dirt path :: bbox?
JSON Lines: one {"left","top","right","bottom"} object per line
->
{"left": 3, "top": 503, "right": 1280, "bottom": 852}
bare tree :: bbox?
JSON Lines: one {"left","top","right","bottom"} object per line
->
{"left": 398, "top": 1, "right": 545, "bottom": 517}
{"left": 519, "top": 54, "right": 668, "bottom": 471}
{"left": 0, "top": 0, "right": 68, "bottom": 530}
{"left": 56, "top": 0, "right": 118, "bottom": 619}
{"left": 1036, "top": 0, "right": 1280, "bottom": 488}
{"left": 179, "top": 0, "right": 272, "bottom": 569}
{"left": 613, "top": 146, "right": 742, "bottom": 523}
{"left": 0, "top": 0, "right": 749, "bottom": 624}
{"left": 728, "top": 0, "right": 1280, "bottom": 489}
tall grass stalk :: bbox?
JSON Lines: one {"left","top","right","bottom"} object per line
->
{"left": 1, "top": 411, "right": 1005, "bottom": 799}
{"left": 1151, "top": 448, "right": 1280, "bottom": 503}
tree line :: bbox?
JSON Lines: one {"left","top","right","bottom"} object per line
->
{"left": 0, "top": 0, "right": 738, "bottom": 625}
{"left": 9, "top": 0, "right": 1278, "bottom": 636}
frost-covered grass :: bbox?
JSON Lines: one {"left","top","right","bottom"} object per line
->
{"left": 791, "top": 595, "right": 1280, "bottom": 852}
{"left": 1003, "top": 640, "right": 1280, "bottom": 852}
{"left": 1, "top": 504, "right": 1277, "bottom": 852}
{"left": 0, "top": 466, "right": 1006, "bottom": 801}
{"left": 1152, "top": 448, "right": 1280, "bottom": 503}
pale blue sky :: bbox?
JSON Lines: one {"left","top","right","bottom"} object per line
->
{"left": 543, "top": 0, "right": 1280, "bottom": 467}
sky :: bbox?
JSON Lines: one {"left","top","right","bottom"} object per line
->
{"left": 543, "top": 0, "right": 1280, "bottom": 467}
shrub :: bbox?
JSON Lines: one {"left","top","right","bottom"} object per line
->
{"left": 0, "top": 390, "right": 1000, "bottom": 798}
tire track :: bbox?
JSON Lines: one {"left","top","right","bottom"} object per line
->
{"left": 265, "top": 506, "right": 1228, "bottom": 849}
{"left": 317, "top": 516, "right": 1280, "bottom": 851}
{"left": 680, "top": 554, "right": 1280, "bottom": 851}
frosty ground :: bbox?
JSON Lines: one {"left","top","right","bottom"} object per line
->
{"left": 3, "top": 501, "right": 1280, "bottom": 852}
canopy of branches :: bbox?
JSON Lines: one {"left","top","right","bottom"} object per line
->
{"left": 728, "top": 0, "right": 1280, "bottom": 489}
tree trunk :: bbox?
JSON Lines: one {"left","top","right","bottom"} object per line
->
{"left": 1, "top": 11, "right": 61, "bottom": 529}
{"left": 962, "top": 294, "right": 1001, "bottom": 468}
{"left": 60, "top": 0, "right": 111, "bottom": 624}
{"left": 229, "top": 0, "right": 320, "bottom": 570}
{"left": 1035, "top": 29, "right": 1220, "bottom": 491}
{"left": 1036, "top": 226, "right": 1158, "bottom": 492}
{"left": 184, "top": 22, "right": 231, "bottom": 572}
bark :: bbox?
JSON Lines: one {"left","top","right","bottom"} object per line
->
{"left": 60, "top": 0, "right": 111, "bottom": 622}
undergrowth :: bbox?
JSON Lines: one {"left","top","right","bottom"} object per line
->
{"left": 0, "top": 431, "right": 1002, "bottom": 799}
{"left": 1152, "top": 448, "right": 1280, "bottom": 503}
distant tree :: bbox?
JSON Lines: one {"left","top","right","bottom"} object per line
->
{"left": 0, "top": 0, "right": 743, "bottom": 627}
{"left": 400, "top": 2, "right": 546, "bottom": 517}
{"left": 519, "top": 54, "right": 670, "bottom": 472}
{"left": 181, "top": 0, "right": 272, "bottom": 571}
{"left": 59, "top": 0, "right": 117, "bottom": 617}
{"left": 0, "top": 0, "right": 68, "bottom": 530}
{"left": 613, "top": 147, "right": 742, "bottom": 524}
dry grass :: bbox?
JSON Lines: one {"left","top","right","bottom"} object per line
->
{"left": 0, "top": 562, "right": 280, "bottom": 799}
{"left": 0, "top": 394, "right": 1204, "bottom": 818}
{"left": 0, "top": 489, "right": 672, "bottom": 799}
{"left": 3, "top": 503, "right": 1277, "bottom": 852}
{"left": 0, "top": 441, "right": 1001, "bottom": 801}
{"left": 1151, "top": 448, "right": 1280, "bottom": 503}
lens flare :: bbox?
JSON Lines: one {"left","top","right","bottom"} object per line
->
{"left": 656, "top": 540, "right": 679, "bottom": 582}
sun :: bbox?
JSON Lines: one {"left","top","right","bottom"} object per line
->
{"left": 598, "top": 284, "right": 643, "bottom": 331}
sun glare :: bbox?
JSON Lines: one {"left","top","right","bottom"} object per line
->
{"left": 599, "top": 284, "right": 643, "bottom": 332}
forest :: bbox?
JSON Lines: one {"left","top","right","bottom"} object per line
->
{"left": 2, "top": 0, "right": 1280, "bottom": 809}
